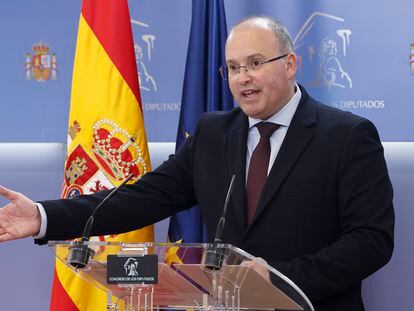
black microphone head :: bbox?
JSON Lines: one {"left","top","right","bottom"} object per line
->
{"left": 201, "top": 244, "right": 227, "bottom": 272}
{"left": 67, "top": 242, "right": 95, "bottom": 270}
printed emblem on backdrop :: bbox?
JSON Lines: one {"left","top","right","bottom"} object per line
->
{"left": 294, "top": 12, "right": 352, "bottom": 92}
{"left": 92, "top": 119, "right": 147, "bottom": 181}
{"left": 25, "top": 42, "right": 57, "bottom": 82}
{"left": 410, "top": 44, "right": 414, "bottom": 74}
{"left": 131, "top": 19, "right": 157, "bottom": 92}
{"left": 130, "top": 18, "right": 181, "bottom": 112}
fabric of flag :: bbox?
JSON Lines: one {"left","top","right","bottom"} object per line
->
{"left": 167, "top": 0, "right": 233, "bottom": 264}
{"left": 50, "top": 1, "right": 153, "bottom": 310}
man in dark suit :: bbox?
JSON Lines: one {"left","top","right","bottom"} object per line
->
{"left": 0, "top": 16, "right": 394, "bottom": 310}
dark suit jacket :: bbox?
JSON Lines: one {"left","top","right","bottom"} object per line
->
{"left": 40, "top": 86, "right": 394, "bottom": 311}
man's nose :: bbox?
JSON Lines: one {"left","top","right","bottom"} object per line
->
{"left": 236, "top": 67, "right": 252, "bottom": 84}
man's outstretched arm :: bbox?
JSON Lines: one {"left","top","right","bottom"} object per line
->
{"left": 0, "top": 185, "right": 41, "bottom": 242}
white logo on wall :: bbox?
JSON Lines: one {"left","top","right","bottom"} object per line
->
{"left": 124, "top": 257, "right": 139, "bottom": 276}
{"left": 131, "top": 19, "right": 157, "bottom": 92}
{"left": 294, "top": 12, "right": 385, "bottom": 110}
{"left": 130, "top": 18, "right": 181, "bottom": 112}
{"left": 294, "top": 12, "right": 352, "bottom": 92}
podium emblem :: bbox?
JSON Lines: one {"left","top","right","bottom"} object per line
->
{"left": 107, "top": 255, "right": 158, "bottom": 284}
{"left": 124, "top": 258, "right": 139, "bottom": 276}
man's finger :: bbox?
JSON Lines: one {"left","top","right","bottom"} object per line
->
{"left": 0, "top": 185, "right": 19, "bottom": 201}
{"left": 0, "top": 233, "right": 12, "bottom": 242}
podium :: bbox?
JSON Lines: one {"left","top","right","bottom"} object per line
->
{"left": 49, "top": 241, "right": 314, "bottom": 311}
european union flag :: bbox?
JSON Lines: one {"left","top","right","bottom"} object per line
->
{"left": 168, "top": 0, "right": 234, "bottom": 254}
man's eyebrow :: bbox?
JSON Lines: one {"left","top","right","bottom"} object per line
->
{"left": 226, "top": 53, "right": 266, "bottom": 64}
{"left": 247, "top": 53, "right": 266, "bottom": 59}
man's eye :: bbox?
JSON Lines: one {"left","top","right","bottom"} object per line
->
{"left": 251, "top": 59, "right": 262, "bottom": 68}
{"left": 228, "top": 65, "right": 238, "bottom": 72}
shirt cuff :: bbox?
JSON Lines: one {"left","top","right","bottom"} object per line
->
{"left": 33, "top": 203, "right": 47, "bottom": 239}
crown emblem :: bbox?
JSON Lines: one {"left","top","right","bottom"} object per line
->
{"left": 25, "top": 41, "right": 57, "bottom": 81}
{"left": 32, "top": 42, "right": 51, "bottom": 55}
{"left": 92, "top": 119, "right": 147, "bottom": 181}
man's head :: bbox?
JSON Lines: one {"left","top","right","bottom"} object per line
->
{"left": 224, "top": 16, "right": 297, "bottom": 120}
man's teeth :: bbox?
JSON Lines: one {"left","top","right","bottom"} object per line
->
{"left": 243, "top": 90, "right": 258, "bottom": 95}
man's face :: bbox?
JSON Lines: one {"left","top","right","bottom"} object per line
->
{"left": 225, "top": 26, "right": 296, "bottom": 120}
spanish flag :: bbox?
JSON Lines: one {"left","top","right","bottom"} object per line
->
{"left": 50, "top": 1, "right": 153, "bottom": 310}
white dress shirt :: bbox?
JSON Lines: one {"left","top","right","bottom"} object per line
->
{"left": 246, "top": 83, "right": 301, "bottom": 181}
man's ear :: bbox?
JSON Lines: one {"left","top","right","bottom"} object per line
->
{"left": 285, "top": 53, "right": 297, "bottom": 79}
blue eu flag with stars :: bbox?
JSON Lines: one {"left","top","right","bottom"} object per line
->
{"left": 168, "top": 0, "right": 234, "bottom": 257}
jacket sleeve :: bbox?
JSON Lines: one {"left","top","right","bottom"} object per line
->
{"left": 36, "top": 119, "right": 207, "bottom": 243}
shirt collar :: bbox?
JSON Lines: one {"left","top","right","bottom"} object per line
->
{"left": 248, "top": 82, "right": 302, "bottom": 129}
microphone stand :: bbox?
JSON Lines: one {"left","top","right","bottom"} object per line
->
{"left": 67, "top": 174, "right": 135, "bottom": 269}
{"left": 202, "top": 174, "right": 236, "bottom": 271}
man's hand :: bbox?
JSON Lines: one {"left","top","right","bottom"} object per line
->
{"left": 241, "top": 257, "right": 271, "bottom": 282}
{"left": 0, "top": 185, "right": 41, "bottom": 242}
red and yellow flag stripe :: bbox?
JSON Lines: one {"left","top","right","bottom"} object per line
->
{"left": 51, "top": 1, "right": 153, "bottom": 310}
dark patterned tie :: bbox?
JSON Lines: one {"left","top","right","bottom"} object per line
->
{"left": 246, "top": 122, "right": 280, "bottom": 225}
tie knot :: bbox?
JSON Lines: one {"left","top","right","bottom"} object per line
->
{"left": 256, "top": 122, "right": 279, "bottom": 139}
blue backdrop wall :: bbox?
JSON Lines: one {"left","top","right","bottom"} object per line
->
{"left": 0, "top": 0, "right": 413, "bottom": 310}
{"left": 1, "top": 0, "right": 413, "bottom": 143}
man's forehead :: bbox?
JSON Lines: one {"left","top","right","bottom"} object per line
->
{"left": 225, "top": 25, "right": 278, "bottom": 61}
{"left": 228, "top": 21, "right": 274, "bottom": 42}
{"left": 236, "top": 18, "right": 270, "bottom": 30}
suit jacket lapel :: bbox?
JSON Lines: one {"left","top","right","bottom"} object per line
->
{"left": 225, "top": 111, "right": 249, "bottom": 230}
{"left": 247, "top": 87, "right": 317, "bottom": 228}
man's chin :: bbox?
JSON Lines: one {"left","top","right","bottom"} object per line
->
{"left": 245, "top": 109, "right": 274, "bottom": 120}
{"left": 239, "top": 104, "right": 261, "bottom": 118}
{"left": 245, "top": 111, "right": 265, "bottom": 119}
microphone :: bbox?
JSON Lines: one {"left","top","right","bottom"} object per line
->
{"left": 202, "top": 174, "right": 236, "bottom": 271}
{"left": 67, "top": 174, "right": 135, "bottom": 269}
